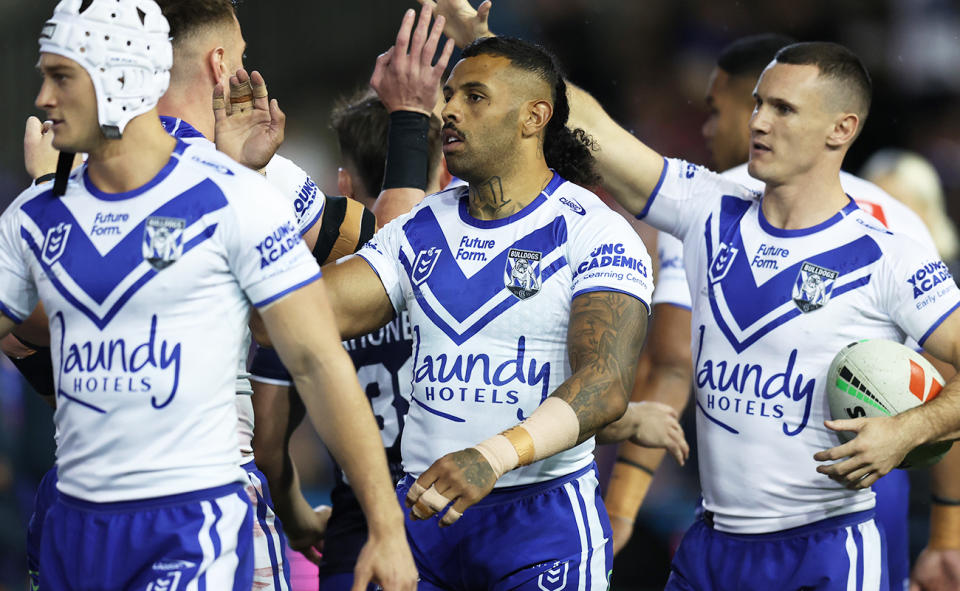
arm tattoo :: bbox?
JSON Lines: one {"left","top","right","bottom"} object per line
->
{"left": 552, "top": 291, "right": 648, "bottom": 442}
{"left": 456, "top": 448, "right": 497, "bottom": 490}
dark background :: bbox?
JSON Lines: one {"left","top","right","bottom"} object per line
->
{"left": 0, "top": 1, "right": 958, "bottom": 589}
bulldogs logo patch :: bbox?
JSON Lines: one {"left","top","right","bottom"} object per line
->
{"left": 505, "top": 248, "right": 541, "bottom": 300}
{"left": 142, "top": 216, "right": 185, "bottom": 271}
{"left": 792, "top": 261, "right": 839, "bottom": 312}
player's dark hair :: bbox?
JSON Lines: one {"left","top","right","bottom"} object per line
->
{"left": 716, "top": 33, "right": 796, "bottom": 80}
{"left": 330, "top": 88, "right": 443, "bottom": 199}
{"left": 461, "top": 37, "right": 600, "bottom": 187}
{"left": 154, "top": 0, "right": 237, "bottom": 45}
{"left": 775, "top": 41, "right": 872, "bottom": 121}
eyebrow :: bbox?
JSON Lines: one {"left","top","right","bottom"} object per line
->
{"left": 36, "top": 63, "right": 73, "bottom": 74}
{"left": 443, "top": 81, "right": 493, "bottom": 94}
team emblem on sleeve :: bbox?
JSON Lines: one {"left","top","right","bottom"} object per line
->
{"left": 505, "top": 248, "right": 542, "bottom": 300}
{"left": 792, "top": 261, "right": 839, "bottom": 312}
{"left": 41, "top": 222, "right": 72, "bottom": 266}
{"left": 412, "top": 247, "right": 442, "bottom": 285}
{"left": 142, "top": 216, "right": 186, "bottom": 271}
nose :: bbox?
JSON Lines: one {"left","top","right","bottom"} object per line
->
{"left": 35, "top": 78, "right": 55, "bottom": 112}
{"left": 441, "top": 95, "right": 461, "bottom": 124}
{"left": 748, "top": 105, "right": 767, "bottom": 135}
{"left": 701, "top": 115, "right": 715, "bottom": 143}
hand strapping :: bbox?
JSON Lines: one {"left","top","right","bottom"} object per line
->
{"left": 213, "top": 68, "right": 285, "bottom": 171}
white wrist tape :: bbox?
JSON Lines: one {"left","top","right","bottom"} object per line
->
{"left": 472, "top": 397, "right": 580, "bottom": 478}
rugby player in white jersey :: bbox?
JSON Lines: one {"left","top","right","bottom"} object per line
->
{"left": 317, "top": 20, "right": 691, "bottom": 585}
{"left": 425, "top": 4, "right": 960, "bottom": 588}
{"left": 601, "top": 34, "right": 939, "bottom": 591}
{"left": 0, "top": 1, "right": 416, "bottom": 589}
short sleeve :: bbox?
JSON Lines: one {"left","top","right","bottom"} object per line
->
{"left": 569, "top": 207, "right": 653, "bottom": 313}
{"left": 878, "top": 242, "right": 960, "bottom": 346}
{"left": 220, "top": 175, "right": 322, "bottom": 308}
{"left": 355, "top": 214, "right": 408, "bottom": 315}
{"left": 0, "top": 196, "right": 39, "bottom": 322}
{"left": 640, "top": 157, "right": 751, "bottom": 245}
{"left": 264, "top": 154, "right": 326, "bottom": 236}
{"left": 651, "top": 231, "right": 691, "bottom": 309}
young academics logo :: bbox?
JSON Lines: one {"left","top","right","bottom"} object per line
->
{"left": 41, "top": 222, "right": 71, "bottom": 266}
{"left": 412, "top": 247, "right": 442, "bottom": 285}
{"left": 142, "top": 216, "right": 185, "bottom": 270}
{"left": 792, "top": 261, "right": 838, "bottom": 312}
{"left": 505, "top": 248, "right": 542, "bottom": 300}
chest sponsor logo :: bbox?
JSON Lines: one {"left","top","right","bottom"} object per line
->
{"left": 413, "top": 247, "right": 442, "bottom": 285}
{"left": 41, "top": 222, "right": 71, "bottom": 266}
{"left": 708, "top": 242, "right": 737, "bottom": 283}
{"left": 792, "top": 261, "right": 838, "bottom": 313}
{"left": 456, "top": 236, "right": 495, "bottom": 262}
{"left": 538, "top": 561, "right": 569, "bottom": 591}
{"left": 505, "top": 248, "right": 541, "bottom": 300}
{"left": 142, "top": 217, "right": 185, "bottom": 271}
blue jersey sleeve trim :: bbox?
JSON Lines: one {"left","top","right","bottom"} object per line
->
{"left": 572, "top": 286, "right": 651, "bottom": 315}
{"left": 299, "top": 206, "right": 324, "bottom": 237}
{"left": 0, "top": 300, "right": 23, "bottom": 324}
{"left": 918, "top": 300, "right": 960, "bottom": 347}
{"left": 252, "top": 270, "right": 323, "bottom": 309}
{"left": 636, "top": 157, "right": 668, "bottom": 220}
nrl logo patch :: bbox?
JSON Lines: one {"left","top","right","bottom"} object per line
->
{"left": 505, "top": 248, "right": 542, "bottom": 300}
{"left": 41, "top": 222, "right": 71, "bottom": 266}
{"left": 412, "top": 247, "right": 442, "bottom": 286}
{"left": 709, "top": 242, "right": 738, "bottom": 283}
{"left": 142, "top": 216, "right": 185, "bottom": 271}
{"left": 792, "top": 261, "right": 839, "bottom": 312}
{"left": 537, "top": 561, "right": 569, "bottom": 591}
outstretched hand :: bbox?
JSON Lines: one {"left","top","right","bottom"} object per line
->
{"left": 417, "top": 0, "right": 493, "bottom": 48}
{"left": 405, "top": 447, "right": 497, "bottom": 527}
{"left": 213, "top": 68, "right": 285, "bottom": 171}
{"left": 627, "top": 401, "right": 689, "bottom": 466}
{"left": 813, "top": 416, "right": 913, "bottom": 489}
{"left": 370, "top": 6, "right": 455, "bottom": 115}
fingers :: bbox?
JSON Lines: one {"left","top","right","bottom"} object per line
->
{"left": 440, "top": 496, "right": 472, "bottom": 528}
{"left": 213, "top": 81, "right": 228, "bottom": 120}
{"left": 370, "top": 46, "right": 395, "bottom": 91}
{"left": 422, "top": 14, "right": 446, "bottom": 65}
{"left": 824, "top": 418, "right": 865, "bottom": 434}
{"left": 394, "top": 8, "right": 416, "bottom": 57}
{"left": 250, "top": 70, "right": 269, "bottom": 111}
{"left": 477, "top": 0, "right": 492, "bottom": 24}
{"left": 410, "top": 3, "right": 433, "bottom": 61}
{"left": 411, "top": 484, "right": 451, "bottom": 520}
{"left": 435, "top": 37, "right": 456, "bottom": 73}
{"left": 813, "top": 439, "right": 856, "bottom": 462}
{"left": 25, "top": 115, "right": 43, "bottom": 140}
{"left": 417, "top": 0, "right": 437, "bottom": 8}
{"left": 230, "top": 69, "right": 254, "bottom": 112}
{"left": 300, "top": 545, "right": 323, "bottom": 566}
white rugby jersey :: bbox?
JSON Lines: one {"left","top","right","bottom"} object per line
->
{"left": 652, "top": 164, "right": 936, "bottom": 309}
{"left": 358, "top": 174, "right": 653, "bottom": 487}
{"left": 0, "top": 140, "right": 322, "bottom": 502}
{"left": 161, "top": 116, "right": 325, "bottom": 458}
{"left": 640, "top": 158, "right": 960, "bottom": 533}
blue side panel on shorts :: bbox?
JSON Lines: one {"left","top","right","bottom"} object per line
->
{"left": 873, "top": 470, "right": 910, "bottom": 591}
{"left": 39, "top": 483, "right": 253, "bottom": 591}
{"left": 27, "top": 465, "right": 58, "bottom": 586}
{"left": 396, "top": 464, "right": 612, "bottom": 591}
{"left": 243, "top": 460, "right": 292, "bottom": 591}
{"left": 664, "top": 510, "right": 888, "bottom": 591}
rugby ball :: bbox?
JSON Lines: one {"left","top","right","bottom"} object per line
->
{"left": 826, "top": 339, "right": 952, "bottom": 469}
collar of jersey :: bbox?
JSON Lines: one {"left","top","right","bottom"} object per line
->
{"left": 456, "top": 171, "right": 564, "bottom": 229}
{"left": 757, "top": 194, "right": 859, "bottom": 238}
{"left": 159, "top": 116, "right": 207, "bottom": 139}
{"left": 81, "top": 140, "right": 189, "bottom": 202}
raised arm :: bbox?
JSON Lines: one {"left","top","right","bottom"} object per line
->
{"left": 405, "top": 291, "right": 649, "bottom": 526}
{"left": 424, "top": 0, "right": 666, "bottom": 215}
{"left": 257, "top": 278, "right": 415, "bottom": 591}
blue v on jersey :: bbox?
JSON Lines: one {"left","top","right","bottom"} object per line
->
{"left": 358, "top": 172, "right": 654, "bottom": 487}
{"left": 640, "top": 158, "right": 960, "bottom": 533}
{"left": 0, "top": 139, "right": 322, "bottom": 502}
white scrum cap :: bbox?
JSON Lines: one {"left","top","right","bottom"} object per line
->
{"left": 39, "top": 0, "right": 173, "bottom": 138}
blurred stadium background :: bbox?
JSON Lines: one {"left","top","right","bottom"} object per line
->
{"left": 0, "top": 1, "right": 957, "bottom": 589}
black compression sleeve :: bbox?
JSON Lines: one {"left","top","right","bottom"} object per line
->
{"left": 381, "top": 111, "right": 430, "bottom": 191}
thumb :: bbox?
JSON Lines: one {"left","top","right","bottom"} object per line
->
{"left": 478, "top": 1, "right": 493, "bottom": 23}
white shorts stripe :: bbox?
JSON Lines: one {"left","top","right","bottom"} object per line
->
{"left": 206, "top": 493, "right": 249, "bottom": 589}
{"left": 577, "top": 473, "right": 609, "bottom": 590}
{"left": 563, "top": 482, "right": 589, "bottom": 591}
{"left": 185, "top": 501, "right": 216, "bottom": 591}
{"left": 844, "top": 525, "right": 858, "bottom": 591}
{"left": 858, "top": 520, "right": 883, "bottom": 591}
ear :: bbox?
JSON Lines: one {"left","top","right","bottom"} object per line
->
{"left": 826, "top": 112, "right": 860, "bottom": 148}
{"left": 521, "top": 99, "right": 553, "bottom": 138}
{"left": 337, "top": 167, "right": 354, "bottom": 198}
{"left": 207, "top": 46, "right": 228, "bottom": 86}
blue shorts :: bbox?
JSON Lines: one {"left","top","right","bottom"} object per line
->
{"left": 243, "top": 460, "right": 292, "bottom": 590}
{"left": 665, "top": 510, "right": 888, "bottom": 591}
{"left": 26, "top": 465, "right": 58, "bottom": 587}
{"left": 398, "top": 463, "right": 612, "bottom": 591}
{"left": 317, "top": 571, "right": 376, "bottom": 591}
{"left": 874, "top": 469, "right": 909, "bottom": 591}
{"left": 40, "top": 482, "right": 253, "bottom": 591}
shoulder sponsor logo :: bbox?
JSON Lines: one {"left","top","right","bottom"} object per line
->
{"left": 505, "top": 248, "right": 542, "bottom": 300}
{"left": 293, "top": 178, "right": 319, "bottom": 219}
{"left": 792, "top": 261, "right": 838, "bottom": 313}
{"left": 908, "top": 261, "right": 953, "bottom": 299}
{"left": 558, "top": 195, "right": 585, "bottom": 215}
{"left": 256, "top": 220, "right": 299, "bottom": 269}
{"left": 708, "top": 242, "right": 737, "bottom": 283}
{"left": 143, "top": 217, "right": 185, "bottom": 271}
{"left": 41, "top": 222, "right": 71, "bottom": 266}
{"left": 412, "top": 247, "right": 442, "bottom": 285}
{"left": 575, "top": 242, "right": 649, "bottom": 281}
{"left": 190, "top": 155, "right": 234, "bottom": 176}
